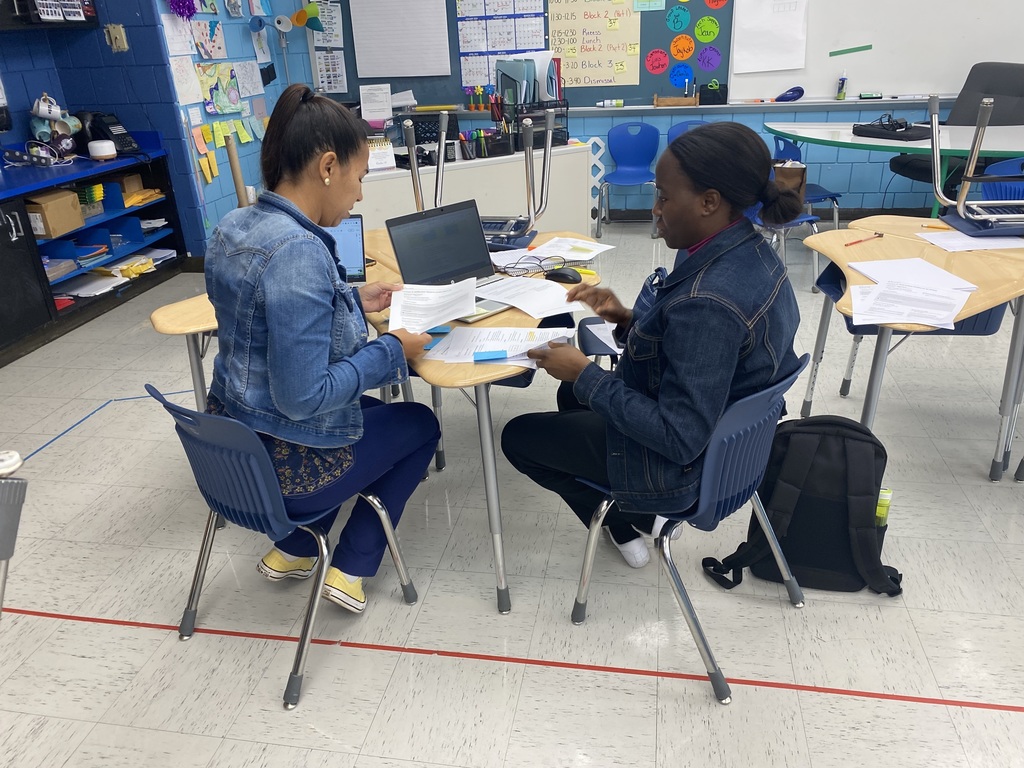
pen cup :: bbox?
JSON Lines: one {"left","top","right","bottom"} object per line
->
{"left": 460, "top": 139, "right": 476, "bottom": 160}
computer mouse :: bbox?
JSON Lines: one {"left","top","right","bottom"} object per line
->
{"left": 545, "top": 268, "right": 582, "bottom": 284}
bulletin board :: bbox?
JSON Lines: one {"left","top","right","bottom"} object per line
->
{"left": 728, "top": 0, "right": 1024, "bottom": 101}
{"left": 320, "top": 0, "right": 734, "bottom": 108}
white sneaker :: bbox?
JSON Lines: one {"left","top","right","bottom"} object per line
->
{"left": 605, "top": 528, "right": 650, "bottom": 568}
{"left": 649, "top": 515, "right": 684, "bottom": 541}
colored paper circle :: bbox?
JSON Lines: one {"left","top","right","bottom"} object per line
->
{"left": 645, "top": 48, "right": 669, "bottom": 75}
{"left": 694, "top": 15, "right": 720, "bottom": 42}
{"left": 665, "top": 6, "right": 690, "bottom": 32}
{"left": 670, "top": 34, "right": 695, "bottom": 60}
{"left": 669, "top": 62, "right": 695, "bottom": 89}
{"left": 705, "top": 0, "right": 728, "bottom": 8}
{"left": 697, "top": 45, "right": 721, "bottom": 71}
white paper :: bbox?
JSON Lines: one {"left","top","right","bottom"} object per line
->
{"left": 350, "top": 0, "right": 451, "bottom": 77}
{"left": 359, "top": 84, "right": 393, "bottom": 121}
{"left": 584, "top": 320, "right": 624, "bottom": 354}
{"left": 525, "top": 237, "right": 613, "bottom": 263}
{"left": 424, "top": 326, "right": 576, "bottom": 364}
{"left": 188, "top": 106, "right": 203, "bottom": 126}
{"left": 849, "top": 258, "right": 977, "bottom": 292}
{"left": 475, "top": 277, "right": 587, "bottom": 319}
{"left": 732, "top": 0, "right": 808, "bottom": 74}
{"left": 160, "top": 13, "right": 197, "bottom": 57}
{"left": 387, "top": 280, "right": 477, "bottom": 334}
{"left": 851, "top": 281, "right": 970, "bottom": 330}
{"left": 249, "top": 0, "right": 267, "bottom": 14}
{"left": 391, "top": 90, "right": 418, "bottom": 108}
{"left": 169, "top": 57, "right": 204, "bottom": 105}
{"left": 251, "top": 29, "right": 272, "bottom": 64}
{"left": 233, "top": 60, "right": 265, "bottom": 98}
{"left": 916, "top": 231, "right": 1024, "bottom": 253}
{"left": 314, "top": 50, "right": 348, "bottom": 93}
{"left": 310, "top": 1, "right": 344, "bottom": 48}
{"left": 58, "top": 272, "right": 130, "bottom": 297}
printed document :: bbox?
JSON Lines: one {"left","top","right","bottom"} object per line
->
{"left": 475, "top": 277, "right": 587, "bottom": 318}
{"left": 851, "top": 281, "right": 970, "bottom": 330}
{"left": 849, "top": 258, "right": 977, "bottom": 291}
{"left": 387, "top": 280, "right": 476, "bottom": 334}
{"left": 424, "top": 326, "right": 576, "bottom": 364}
{"left": 525, "top": 237, "right": 614, "bottom": 263}
{"left": 917, "top": 231, "right": 1024, "bottom": 253}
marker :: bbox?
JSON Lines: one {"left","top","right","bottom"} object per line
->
{"left": 845, "top": 232, "right": 884, "bottom": 247}
{"left": 575, "top": 268, "right": 597, "bottom": 275}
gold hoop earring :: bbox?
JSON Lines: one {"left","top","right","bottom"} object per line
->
{"left": 324, "top": 177, "right": 331, "bottom": 186}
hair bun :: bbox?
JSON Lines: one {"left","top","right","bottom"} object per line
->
{"left": 300, "top": 88, "right": 315, "bottom": 104}
{"left": 759, "top": 182, "right": 780, "bottom": 205}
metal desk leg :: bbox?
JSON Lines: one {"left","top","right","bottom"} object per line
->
{"left": 431, "top": 386, "right": 447, "bottom": 471}
{"left": 860, "top": 327, "right": 893, "bottom": 430}
{"left": 185, "top": 332, "right": 209, "bottom": 411}
{"left": 990, "top": 297, "right": 1024, "bottom": 481}
{"left": 801, "top": 294, "right": 833, "bottom": 418}
{"left": 474, "top": 382, "right": 510, "bottom": 613}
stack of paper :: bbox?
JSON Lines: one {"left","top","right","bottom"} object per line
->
{"left": 848, "top": 258, "right": 976, "bottom": 329}
{"left": 423, "top": 327, "right": 575, "bottom": 367}
{"left": 475, "top": 277, "right": 586, "bottom": 319}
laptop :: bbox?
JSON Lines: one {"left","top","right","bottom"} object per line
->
{"left": 385, "top": 199, "right": 510, "bottom": 322}
{"left": 325, "top": 214, "right": 366, "bottom": 283}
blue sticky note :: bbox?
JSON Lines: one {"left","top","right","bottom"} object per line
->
{"left": 424, "top": 338, "right": 441, "bottom": 350}
{"left": 473, "top": 350, "right": 507, "bottom": 361}
{"left": 426, "top": 325, "right": 451, "bottom": 334}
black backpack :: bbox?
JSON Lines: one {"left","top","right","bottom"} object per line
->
{"left": 702, "top": 415, "right": 903, "bottom": 596}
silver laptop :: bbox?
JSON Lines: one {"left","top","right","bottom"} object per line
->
{"left": 385, "top": 200, "right": 509, "bottom": 322}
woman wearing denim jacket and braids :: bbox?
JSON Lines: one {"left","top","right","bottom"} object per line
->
{"left": 502, "top": 122, "right": 802, "bottom": 569}
{"left": 205, "top": 84, "right": 440, "bottom": 612}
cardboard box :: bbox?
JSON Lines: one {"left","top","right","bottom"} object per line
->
{"left": 25, "top": 189, "right": 85, "bottom": 239}
{"left": 111, "top": 173, "right": 143, "bottom": 195}
{"left": 80, "top": 201, "right": 104, "bottom": 219}
{"left": 771, "top": 161, "right": 806, "bottom": 205}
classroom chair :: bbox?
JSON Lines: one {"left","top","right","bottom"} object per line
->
{"left": 889, "top": 62, "right": 1024, "bottom": 197}
{"left": 798, "top": 263, "right": 1007, "bottom": 418}
{"left": 773, "top": 136, "right": 842, "bottom": 233}
{"left": 596, "top": 122, "right": 660, "bottom": 239}
{"left": 569, "top": 355, "right": 809, "bottom": 704}
{"left": 146, "top": 385, "right": 418, "bottom": 710}
{"left": 979, "top": 156, "right": 1024, "bottom": 202}
{"left": 577, "top": 315, "right": 621, "bottom": 369}
{"left": 745, "top": 202, "right": 822, "bottom": 292}
{"left": 667, "top": 120, "right": 708, "bottom": 145}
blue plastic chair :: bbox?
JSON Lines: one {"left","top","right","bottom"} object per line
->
{"left": 746, "top": 201, "right": 822, "bottom": 291}
{"left": 667, "top": 119, "right": 708, "bottom": 145}
{"left": 146, "top": 384, "right": 417, "bottom": 710}
{"left": 596, "top": 122, "right": 660, "bottom": 239}
{"left": 569, "top": 355, "right": 809, "bottom": 704}
{"left": 980, "top": 156, "right": 1024, "bottom": 201}
{"left": 799, "top": 263, "right": 1008, "bottom": 418}
{"left": 774, "top": 136, "right": 843, "bottom": 234}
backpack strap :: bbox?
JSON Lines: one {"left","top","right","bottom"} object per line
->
{"left": 845, "top": 438, "right": 903, "bottom": 596}
{"left": 701, "top": 430, "right": 821, "bottom": 589}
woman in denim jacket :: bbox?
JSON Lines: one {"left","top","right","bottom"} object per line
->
{"left": 205, "top": 85, "right": 440, "bottom": 612}
{"left": 502, "top": 122, "right": 802, "bottom": 568}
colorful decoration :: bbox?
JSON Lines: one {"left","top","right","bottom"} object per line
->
{"left": 291, "top": 2, "right": 324, "bottom": 33}
{"left": 169, "top": 0, "right": 197, "bottom": 19}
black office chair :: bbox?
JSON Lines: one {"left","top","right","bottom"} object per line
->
{"left": 889, "top": 62, "right": 1024, "bottom": 197}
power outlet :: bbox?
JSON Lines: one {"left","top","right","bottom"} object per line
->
{"left": 104, "top": 24, "right": 129, "bottom": 53}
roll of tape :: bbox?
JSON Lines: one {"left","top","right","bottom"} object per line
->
{"left": 249, "top": 16, "right": 265, "bottom": 32}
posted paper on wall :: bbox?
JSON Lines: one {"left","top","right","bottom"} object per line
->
{"left": 732, "top": 0, "right": 808, "bottom": 74}
{"left": 350, "top": 0, "right": 451, "bottom": 77}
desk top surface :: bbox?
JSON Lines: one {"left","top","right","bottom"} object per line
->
{"left": 805, "top": 215, "right": 1024, "bottom": 331}
{"left": 764, "top": 122, "right": 1024, "bottom": 157}
{"left": 150, "top": 228, "right": 597, "bottom": 389}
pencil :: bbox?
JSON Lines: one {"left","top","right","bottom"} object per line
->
{"left": 844, "top": 232, "right": 884, "bottom": 247}
{"left": 921, "top": 223, "right": 951, "bottom": 230}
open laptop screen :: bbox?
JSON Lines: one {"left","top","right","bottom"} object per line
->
{"left": 326, "top": 214, "right": 365, "bottom": 283}
{"left": 385, "top": 200, "right": 495, "bottom": 285}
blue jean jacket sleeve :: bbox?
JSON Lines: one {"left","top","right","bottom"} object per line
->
{"left": 261, "top": 241, "right": 406, "bottom": 422}
{"left": 574, "top": 296, "right": 746, "bottom": 468}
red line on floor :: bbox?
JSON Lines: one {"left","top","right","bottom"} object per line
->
{"left": 7, "top": 606, "right": 1024, "bottom": 714}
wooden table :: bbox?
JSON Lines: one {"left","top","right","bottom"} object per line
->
{"left": 804, "top": 215, "right": 1024, "bottom": 480}
{"left": 151, "top": 229, "right": 598, "bottom": 612}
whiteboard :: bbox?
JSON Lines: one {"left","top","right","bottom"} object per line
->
{"left": 349, "top": 0, "right": 451, "bottom": 78}
{"left": 729, "top": 0, "right": 1024, "bottom": 101}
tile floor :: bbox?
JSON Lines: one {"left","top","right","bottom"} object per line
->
{"left": 2, "top": 223, "right": 1024, "bottom": 767}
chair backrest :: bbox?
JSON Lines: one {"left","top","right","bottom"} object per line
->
{"left": 667, "top": 120, "right": 708, "bottom": 145}
{"left": 688, "top": 354, "right": 810, "bottom": 532}
{"left": 947, "top": 62, "right": 1024, "bottom": 126}
{"left": 606, "top": 122, "right": 660, "bottom": 171}
{"left": 145, "top": 384, "right": 294, "bottom": 541}
{"left": 980, "top": 156, "right": 1024, "bottom": 201}
{"left": 772, "top": 136, "right": 802, "bottom": 162}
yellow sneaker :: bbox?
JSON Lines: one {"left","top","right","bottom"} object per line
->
{"left": 322, "top": 567, "right": 366, "bottom": 613}
{"left": 257, "top": 548, "right": 317, "bottom": 581}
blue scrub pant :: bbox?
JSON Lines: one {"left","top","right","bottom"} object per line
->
{"left": 275, "top": 397, "right": 440, "bottom": 576}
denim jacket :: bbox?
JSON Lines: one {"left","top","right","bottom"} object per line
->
{"left": 206, "top": 192, "right": 407, "bottom": 448}
{"left": 573, "top": 218, "right": 801, "bottom": 513}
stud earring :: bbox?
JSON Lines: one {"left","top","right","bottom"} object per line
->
{"left": 324, "top": 177, "right": 331, "bottom": 186}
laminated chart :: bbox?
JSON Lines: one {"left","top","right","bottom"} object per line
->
{"left": 548, "top": 0, "right": 641, "bottom": 87}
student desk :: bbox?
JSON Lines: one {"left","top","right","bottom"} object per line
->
{"left": 151, "top": 229, "right": 599, "bottom": 613}
{"left": 804, "top": 215, "right": 1024, "bottom": 480}
{"left": 763, "top": 122, "right": 1024, "bottom": 216}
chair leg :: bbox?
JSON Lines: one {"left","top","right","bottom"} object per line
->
{"left": 178, "top": 508, "right": 220, "bottom": 640}
{"left": 809, "top": 222, "right": 820, "bottom": 293}
{"left": 430, "top": 385, "right": 446, "bottom": 472}
{"left": 595, "top": 182, "right": 607, "bottom": 238}
{"left": 380, "top": 386, "right": 392, "bottom": 404}
{"left": 400, "top": 379, "right": 414, "bottom": 403}
{"left": 840, "top": 335, "right": 864, "bottom": 397}
{"left": 571, "top": 496, "right": 615, "bottom": 624}
{"left": 832, "top": 198, "right": 840, "bottom": 232}
{"left": 801, "top": 294, "right": 834, "bottom": 418}
{"left": 283, "top": 525, "right": 331, "bottom": 710}
{"left": 750, "top": 492, "right": 804, "bottom": 608}
{"left": 361, "top": 492, "right": 418, "bottom": 605}
{"left": 658, "top": 530, "right": 732, "bottom": 704}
